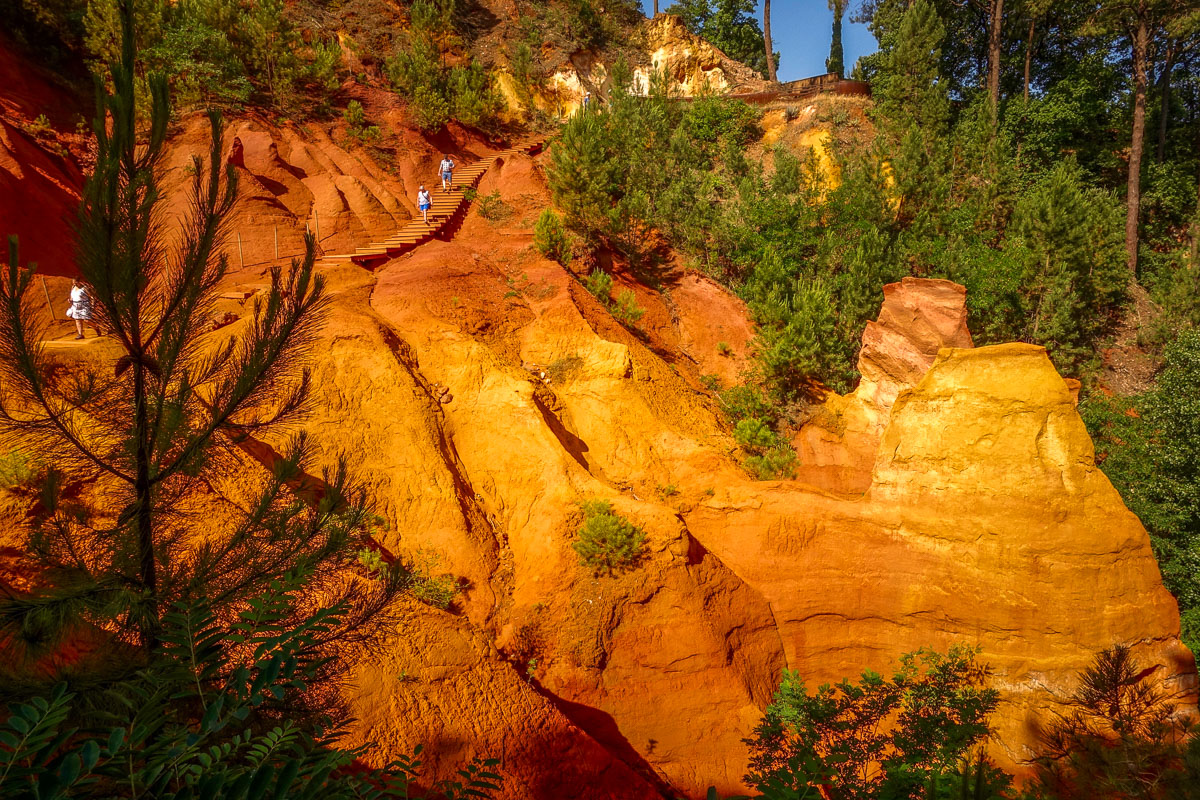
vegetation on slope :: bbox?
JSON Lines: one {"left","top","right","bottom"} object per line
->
{"left": 0, "top": 4, "right": 499, "bottom": 796}
{"left": 1, "top": 0, "right": 649, "bottom": 130}
{"left": 545, "top": 0, "right": 1200, "bottom": 641}
{"left": 735, "top": 645, "right": 1200, "bottom": 800}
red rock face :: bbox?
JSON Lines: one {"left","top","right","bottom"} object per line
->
{"left": 0, "top": 75, "right": 1193, "bottom": 798}
{"left": 858, "top": 278, "right": 974, "bottom": 413}
{"left": 794, "top": 277, "right": 974, "bottom": 494}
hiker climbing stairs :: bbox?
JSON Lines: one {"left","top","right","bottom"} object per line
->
{"left": 323, "top": 135, "right": 548, "bottom": 267}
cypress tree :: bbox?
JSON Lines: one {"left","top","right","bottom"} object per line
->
{"left": 827, "top": 0, "right": 846, "bottom": 77}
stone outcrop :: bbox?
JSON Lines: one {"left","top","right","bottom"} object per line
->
{"left": 499, "top": 14, "right": 769, "bottom": 118}
{"left": 794, "top": 277, "right": 974, "bottom": 492}
{"left": 690, "top": 342, "right": 1194, "bottom": 775}
{"left": 634, "top": 14, "right": 768, "bottom": 97}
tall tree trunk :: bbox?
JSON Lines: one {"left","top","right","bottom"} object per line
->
{"left": 653, "top": 0, "right": 658, "bottom": 15}
{"left": 1023, "top": 15, "right": 1035, "bottom": 101}
{"left": 1126, "top": 8, "right": 1150, "bottom": 276}
{"left": 987, "top": 0, "right": 1005, "bottom": 112}
{"left": 1157, "top": 40, "right": 1176, "bottom": 162}
{"left": 763, "top": 0, "right": 777, "bottom": 82}
{"left": 133, "top": 359, "right": 157, "bottom": 648}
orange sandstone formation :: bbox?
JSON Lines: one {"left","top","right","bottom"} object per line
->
{"left": 0, "top": 60, "right": 1193, "bottom": 797}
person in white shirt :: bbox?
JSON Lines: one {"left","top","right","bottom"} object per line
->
{"left": 439, "top": 154, "right": 456, "bottom": 191}
{"left": 65, "top": 279, "right": 98, "bottom": 340}
{"left": 417, "top": 185, "right": 432, "bottom": 224}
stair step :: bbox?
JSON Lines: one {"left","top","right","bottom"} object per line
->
{"left": 339, "top": 138, "right": 549, "bottom": 265}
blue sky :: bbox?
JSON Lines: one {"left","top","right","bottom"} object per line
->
{"left": 637, "top": 1, "right": 879, "bottom": 82}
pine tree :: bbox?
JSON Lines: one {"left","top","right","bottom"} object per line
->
{"left": 1012, "top": 161, "right": 1127, "bottom": 370}
{"left": 827, "top": 0, "right": 846, "bottom": 77}
{"left": 0, "top": 0, "right": 402, "bottom": 681}
{"left": 1084, "top": 0, "right": 1200, "bottom": 274}
{"left": 873, "top": 0, "right": 949, "bottom": 136}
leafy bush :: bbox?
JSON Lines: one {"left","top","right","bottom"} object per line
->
{"left": 409, "top": 84, "right": 451, "bottom": 131}
{"left": 745, "top": 647, "right": 1000, "bottom": 797}
{"left": 534, "top": 209, "right": 573, "bottom": 265}
{"left": 567, "top": 0, "right": 605, "bottom": 49}
{"left": 509, "top": 40, "right": 542, "bottom": 112}
{"left": 680, "top": 95, "right": 761, "bottom": 157}
{"left": 571, "top": 499, "right": 647, "bottom": 576}
{"left": 383, "top": 7, "right": 502, "bottom": 132}
{"left": 360, "top": 546, "right": 460, "bottom": 611}
{"left": 409, "top": 571, "right": 458, "bottom": 610}
{"left": 1010, "top": 161, "right": 1126, "bottom": 373}
{"left": 545, "top": 354, "right": 585, "bottom": 384}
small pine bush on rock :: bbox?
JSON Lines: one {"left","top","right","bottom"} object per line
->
{"left": 572, "top": 499, "right": 647, "bottom": 576}
{"left": 583, "top": 268, "right": 613, "bottom": 300}
{"left": 612, "top": 289, "right": 645, "bottom": 325}
{"left": 534, "top": 209, "right": 572, "bottom": 265}
{"left": 734, "top": 417, "right": 797, "bottom": 481}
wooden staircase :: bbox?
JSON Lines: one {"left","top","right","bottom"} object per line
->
{"left": 323, "top": 136, "right": 547, "bottom": 267}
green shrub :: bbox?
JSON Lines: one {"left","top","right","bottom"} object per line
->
{"left": 718, "top": 384, "right": 776, "bottom": 425}
{"left": 0, "top": 450, "right": 38, "bottom": 489}
{"left": 743, "top": 448, "right": 797, "bottom": 481}
{"left": 359, "top": 546, "right": 459, "bottom": 611}
{"left": 545, "top": 354, "right": 584, "bottom": 384}
{"left": 567, "top": 0, "right": 605, "bottom": 48}
{"left": 534, "top": 209, "right": 573, "bottom": 265}
{"left": 733, "top": 417, "right": 797, "bottom": 480}
{"left": 680, "top": 96, "right": 761, "bottom": 157}
{"left": 583, "top": 268, "right": 613, "bottom": 300}
{"left": 409, "top": 572, "right": 458, "bottom": 610}
{"left": 477, "top": 191, "right": 512, "bottom": 222}
{"left": 571, "top": 499, "right": 647, "bottom": 576}
{"left": 509, "top": 40, "right": 542, "bottom": 112}
{"left": 612, "top": 289, "right": 645, "bottom": 326}
{"left": 384, "top": 13, "right": 502, "bottom": 133}
{"left": 22, "top": 114, "right": 53, "bottom": 138}
{"left": 746, "top": 647, "right": 1001, "bottom": 796}
{"left": 1083, "top": 329, "right": 1200, "bottom": 650}
{"left": 343, "top": 100, "right": 381, "bottom": 143}
{"left": 1011, "top": 161, "right": 1126, "bottom": 373}
{"left": 409, "top": 84, "right": 451, "bottom": 131}
{"left": 447, "top": 62, "right": 502, "bottom": 127}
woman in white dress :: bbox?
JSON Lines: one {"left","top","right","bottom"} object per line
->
{"left": 66, "top": 279, "right": 97, "bottom": 340}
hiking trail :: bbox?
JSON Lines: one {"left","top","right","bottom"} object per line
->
{"left": 323, "top": 135, "right": 548, "bottom": 268}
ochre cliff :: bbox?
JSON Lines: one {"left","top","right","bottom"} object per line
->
{"left": 0, "top": 38, "right": 1194, "bottom": 797}
{"left": 498, "top": 13, "right": 769, "bottom": 118}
